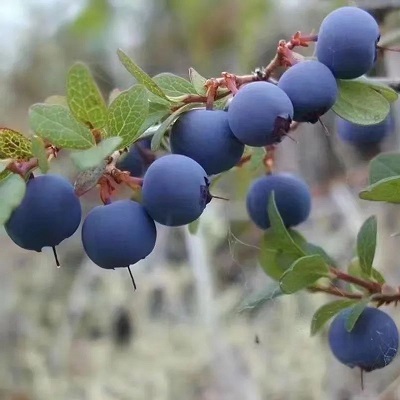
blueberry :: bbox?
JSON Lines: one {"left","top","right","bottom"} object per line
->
{"left": 246, "top": 173, "right": 311, "bottom": 229}
{"left": 81, "top": 199, "right": 156, "bottom": 269}
{"left": 329, "top": 306, "right": 399, "bottom": 372}
{"left": 116, "top": 137, "right": 152, "bottom": 177}
{"left": 5, "top": 174, "right": 82, "bottom": 251}
{"left": 278, "top": 60, "right": 338, "bottom": 123}
{"left": 336, "top": 114, "right": 394, "bottom": 145}
{"left": 227, "top": 82, "right": 294, "bottom": 147}
{"left": 170, "top": 109, "right": 244, "bottom": 175}
{"left": 316, "top": 7, "right": 380, "bottom": 79}
{"left": 142, "top": 154, "right": 211, "bottom": 226}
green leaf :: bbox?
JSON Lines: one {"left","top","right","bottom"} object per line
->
{"left": 151, "top": 103, "right": 203, "bottom": 151}
{"left": 302, "top": 242, "right": 337, "bottom": 267}
{"left": 248, "top": 147, "right": 266, "bottom": 173}
{"left": 356, "top": 77, "right": 398, "bottom": 103}
{"left": 368, "top": 153, "right": 400, "bottom": 185}
{"left": 310, "top": 299, "right": 359, "bottom": 336}
{"left": 117, "top": 49, "right": 169, "bottom": 102}
{"left": 259, "top": 228, "right": 307, "bottom": 280}
{"left": 0, "top": 128, "right": 33, "bottom": 160}
{"left": 357, "top": 216, "right": 377, "bottom": 277}
{"left": 138, "top": 102, "right": 170, "bottom": 136}
{"left": 66, "top": 62, "right": 108, "bottom": 130}
{"left": 31, "top": 136, "right": 49, "bottom": 173}
{"left": 345, "top": 299, "right": 370, "bottom": 332}
{"left": 153, "top": 73, "right": 197, "bottom": 99}
{"left": 70, "top": 136, "right": 122, "bottom": 171}
{"left": 0, "top": 173, "right": 26, "bottom": 225}
{"left": 107, "top": 84, "right": 149, "bottom": 149}
{"left": 237, "top": 283, "right": 284, "bottom": 313}
{"left": 333, "top": 80, "right": 390, "bottom": 125}
{"left": 348, "top": 257, "right": 385, "bottom": 285}
{"left": 359, "top": 175, "right": 400, "bottom": 203}
{"left": 189, "top": 67, "right": 207, "bottom": 95}
{"left": 267, "top": 192, "right": 306, "bottom": 257}
{"left": 279, "top": 255, "right": 329, "bottom": 294}
{"left": 29, "top": 104, "right": 95, "bottom": 150}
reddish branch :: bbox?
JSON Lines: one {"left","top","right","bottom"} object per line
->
{"left": 330, "top": 267, "right": 382, "bottom": 294}
{"left": 178, "top": 32, "right": 318, "bottom": 110}
{"left": 308, "top": 266, "right": 400, "bottom": 306}
{"left": 6, "top": 145, "right": 58, "bottom": 178}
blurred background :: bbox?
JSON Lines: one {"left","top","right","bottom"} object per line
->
{"left": 1, "top": 0, "right": 400, "bottom": 399}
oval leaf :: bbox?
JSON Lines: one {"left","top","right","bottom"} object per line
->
{"left": 311, "top": 299, "right": 359, "bottom": 336}
{"left": 368, "top": 152, "right": 400, "bottom": 185}
{"left": 356, "top": 77, "right": 398, "bottom": 103}
{"left": 267, "top": 192, "right": 306, "bottom": 257}
{"left": 67, "top": 62, "right": 108, "bottom": 129}
{"left": 238, "top": 283, "right": 284, "bottom": 313}
{"left": 107, "top": 84, "right": 149, "bottom": 149}
{"left": 345, "top": 299, "right": 370, "bottom": 332}
{"left": 357, "top": 216, "right": 377, "bottom": 277}
{"left": 279, "top": 254, "right": 329, "bottom": 294}
{"left": 31, "top": 136, "right": 49, "bottom": 173}
{"left": 189, "top": 67, "right": 207, "bottom": 95}
{"left": 259, "top": 228, "right": 307, "bottom": 280}
{"left": 359, "top": 175, "right": 400, "bottom": 203}
{"left": 0, "top": 128, "right": 32, "bottom": 160}
{"left": 333, "top": 80, "right": 390, "bottom": 125}
{"left": 29, "top": 104, "right": 95, "bottom": 150}
{"left": 138, "top": 102, "right": 170, "bottom": 136}
{"left": 70, "top": 136, "right": 123, "bottom": 171}
{"left": 0, "top": 173, "right": 26, "bottom": 225}
{"left": 117, "top": 49, "right": 169, "bottom": 101}
{"left": 153, "top": 73, "right": 197, "bottom": 98}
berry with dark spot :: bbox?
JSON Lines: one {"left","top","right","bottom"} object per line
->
{"left": 278, "top": 60, "right": 338, "bottom": 123}
{"left": 227, "top": 82, "right": 294, "bottom": 147}
{"left": 142, "top": 154, "right": 211, "bottom": 226}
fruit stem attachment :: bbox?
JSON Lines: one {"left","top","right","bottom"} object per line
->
{"left": 263, "top": 145, "right": 276, "bottom": 175}
{"left": 127, "top": 266, "right": 137, "bottom": 291}
{"left": 52, "top": 246, "right": 60, "bottom": 268}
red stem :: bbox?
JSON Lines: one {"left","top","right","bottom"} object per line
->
{"left": 330, "top": 268, "right": 382, "bottom": 294}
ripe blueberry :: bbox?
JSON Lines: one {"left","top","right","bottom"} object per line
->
{"left": 5, "top": 174, "right": 82, "bottom": 252}
{"left": 81, "top": 200, "right": 157, "bottom": 269}
{"left": 227, "top": 82, "right": 294, "bottom": 147}
{"left": 336, "top": 114, "right": 394, "bottom": 145}
{"left": 246, "top": 173, "right": 311, "bottom": 229}
{"left": 316, "top": 7, "right": 380, "bottom": 79}
{"left": 277, "top": 60, "right": 338, "bottom": 123}
{"left": 142, "top": 154, "right": 211, "bottom": 226}
{"left": 329, "top": 306, "right": 399, "bottom": 372}
{"left": 116, "top": 137, "right": 152, "bottom": 177}
{"left": 170, "top": 109, "right": 245, "bottom": 175}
